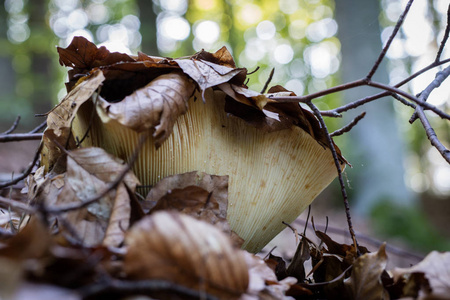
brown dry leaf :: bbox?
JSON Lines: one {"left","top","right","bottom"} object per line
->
{"left": 124, "top": 211, "right": 249, "bottom": 298}
{"left": 97, "top": 72, "right": 195, "bottom": 147}
{"left": 392, "top": 251, "right": 450, "bottom": 299}
{"left": 52, "top": 147, "right": 139, "bottom": 247}
{"left": 344, "top": 244, "right": 389, "bottom": 300}
{"left": 175, "top": 54, "right": 247, "bottom": 99}
{"left": 41, "top": 70, "right": 105, "bottom": 170}
{"left": 242, "top": 252, "right": 297, "bottom": 300}
{"left": 144, "top": 171, "right": 243, "bottom": 244}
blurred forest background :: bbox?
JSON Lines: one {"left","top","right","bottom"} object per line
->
{"left": 0, "top": 0, "right": 449, "bottom": 254}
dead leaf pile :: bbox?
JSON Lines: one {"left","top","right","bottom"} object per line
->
{"left": 0, "top": 36, "right": 448, "bottom": 299}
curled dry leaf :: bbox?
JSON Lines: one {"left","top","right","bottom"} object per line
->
{"left": 344, "top": 244, "right": 389, "bottom": 300}
{"left": 146, "top": 171, "right": 244, "bottom": 246}
{"left": 97, "top": 72, "right": 195, "bottom": 147}
{"left": 41, "top": 70, "right": 105, "bottom": 171}
{"left": 50, "top": 147, "right": 139, "bottom": 247}
{"left": 392, "top": 251, "right": 450, "bottom": 299}
{"left": 124, "top": 211, "right": 249, "bottom": 298}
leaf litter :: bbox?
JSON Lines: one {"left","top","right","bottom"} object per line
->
{"left": 0, "top": 36, "right": 447, "bottom": 299}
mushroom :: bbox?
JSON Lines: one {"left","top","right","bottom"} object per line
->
{"left": 72, "top": 86, "right": 343, "bottom": 253}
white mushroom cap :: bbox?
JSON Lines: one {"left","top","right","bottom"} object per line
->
{"left": 72, "top": 91, "right": 342, "bottom": 253}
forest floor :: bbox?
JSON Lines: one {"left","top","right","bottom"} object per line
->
{"left": 0, "top": 139, "right": 433, "bottom": 270}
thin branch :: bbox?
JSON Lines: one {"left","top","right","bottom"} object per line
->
{"left": 79, "top": 279, "right": 218, "bottom": 300}
{"left": 0, "top": 196, "right": 35, "bottom": 214}
{"left": 366, "top": 0, "right": 414, "bottom": 80}
{"left": 435, "top": 4, "right": 450, "bottom": 63}
{"left": 321, "top": 58, "right": 450, "bottom": 115}
{"left": 30, "top": 120, "right": 47, "bottom": 134}
{"left": 331, "top": 112, "right": 366, "bottom": 137}
{"left": 261, "top": 68, "right": 275, "bottom": 94}
{"left": 366, "top": 80, "right": 450, "bottom": 120}
{"left": 306, "top": 101, "right": 359, "bottom": 253}
{"left": 295, "top": 219, "right": 424, "bottom": 262}
{"left": 2, "top": 116, "right": 21, "bottom": 134}
{"left": 410, "top": 64, "right": 450, "bottom": 123}
{"left": 0, "top": 133, "right": 43, "bottom": 143}
{"left": 415, "top": 106, "right": 450, "bottom": 163}
{"left": 269, "top": 79, "right": 366, "bottom": 103}
{"left": 45, "top": 131, "right": 150, "bottom": 214}
{"left": 0, "top": 143, "right": 43, "bottom": 189}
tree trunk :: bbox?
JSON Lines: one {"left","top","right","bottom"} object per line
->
{"left": 137, "top": 0, "right": 159, "bottom": 55}
{"left": 334, "top": 0, "right": 415, "bottom": 214}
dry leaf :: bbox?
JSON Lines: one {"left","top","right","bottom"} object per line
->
{"left": 392, "top": 251, "right": 450, "bottom": 299}
{"left": 344, "top": 244, "right": 389, "bottom": 300}
{"left": 242, "top": 252, "right": 297, "bottom": 300}
{"left": 97, "top": 72, "right": 195, "bottom": 147}
{"left": 51, "top": 147, "right": 138, "bottom": 247}
{"left": 41, "top": 70, "right": 105, "bottom": 170}
{"left": 124, "top": 211, "right": 249, "bottom": 298}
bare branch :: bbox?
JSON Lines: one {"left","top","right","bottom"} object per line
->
{"left": 2, "top": 116, "right": 21, "bottom": 134}
{"left": 0, "top": 133, "right": 43, "bottom": 143}
{"left": 331, "top": 112, "right": 366, "bottom": 137}
{"left": 366, "top": 0, "right": 414, "bottom": 80}
{"left": 261, "top": 67, "right": 275, "bottom": 94}
{"left": 30, "top": 120, "right": 47, "bottom": 134}
{"left": 0, "top": 143, "right": 43, "bottom": 189}
{"left": 306, "top": 101, "right": 359, "bottom": 253}
{"left": 410, "top": 64, "right": 450, "bottom": 123}
{"left": 0, "top": 196, "right": 35, "bottom": 214}
{"left": 435, "top": 4, "right": 450, "bottom": 63}
{"left": 415, "top": 106, "right": 450, "bottom": 163}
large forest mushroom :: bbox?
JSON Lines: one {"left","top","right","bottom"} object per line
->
{"left": 72, "top": 83, "right": 343, "bottom": 253}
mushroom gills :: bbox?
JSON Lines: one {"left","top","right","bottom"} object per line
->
{"left": 72, "top": 94, "right": 341, "bottom": 253}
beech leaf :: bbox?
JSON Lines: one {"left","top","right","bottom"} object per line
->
{"left": 344, "top": 244, "right": 389, "bottom": 300}
{"left": 124, "top": 211, "right": 249, "bottom": 298}
{"left": 51, "top": 147, "right": 139, "bottom": 247}
{"left": 392, "top": 251, "right": 450, "bottom": 299}
{"left": 41, "top": 70, "right": 105, "bottom": 170}
{"left": 97, "top": 72, "right": 195, "bottom": 147}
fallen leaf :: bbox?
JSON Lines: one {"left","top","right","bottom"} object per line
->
{"left": 51, "top": 147, "right": 138, "bottom": 247}
{"left": 124, "top": 211, "right": 249, "bottom": 298}
{"left": 344, "top": 244, "right": 389, "bottom": 300}
{"left": 392, "top": 251, "right": 450, "bottom": 299}
{"left": 97, "top": 72, "right": 195, "bottom": 147}
{"left": 41, "top": 70, "right": 105, "bottom": 171}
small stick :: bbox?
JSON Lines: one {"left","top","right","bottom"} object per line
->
{"left": 2, "top": 116, "right": 21, "bottom": 134}
{"left": 366, "top": 0, "right": 414, "bottom": 80}
{"left": 331, "top": 112, "right": 366, "bottom": 137}
{"left": 260, "top": 68, "right": 275, "bottom": 94}
{"left": 306, "top": 101, "right": 360, "bottom": 254}
{"left": 435, "top": 4, "right": 450, "bottom": 63}
{"left": 0, "top": 133, "right": 43, "bottom": 143}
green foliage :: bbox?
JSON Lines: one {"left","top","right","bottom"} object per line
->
{"left": 371, "top": 200, "right": 450, "bottom": 252}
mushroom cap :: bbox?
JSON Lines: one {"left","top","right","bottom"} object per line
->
{"left": 72, "top": 92, "right": 342, "bottom": 253}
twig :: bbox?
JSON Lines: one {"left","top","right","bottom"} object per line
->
{"left": 79, "top": 279, "right": 218, "bottom": 300}
{"left": 415, "top": 106, "right": 450, "bottom": 163}
{"left": 366, "top": 0, "right": 414, "bottom": 80}
{"left": 330, "top": 112, "right": 366, "bottom": 137}
{"left": 366, "top": 80, "right": 450, "bottom": 120}
{"left": 321, "top": 58, "right": 450, "bottom": 116}
{"left": 295, "top": 218, "right": 424, "bottom": 262}
{"left": 435, "top": 4, "right": 450, "bottom": 63}
{"left": 2, "top": 116, "right": 21, "bottom": 134}
{"left": 45, "top": 131, "right": 150, "bottom": 214}
{"left": 0, "top": 143, "right": 43, "bottom": 189}
{"left": 0, "top": 133, "right": 43, "bottom": 143}
{"left": 30, "top": 120, "right": 47, "bottom": 134}
{"left": 409, "top": 65, "right": 450, "bottom": 123}
{"left": 261, "top": 68, "right": 275, "bottom": 94}
{"left": 306, "top": 101, "right": 359, "bottom": 254}
{"left": 0, "top": 196, "right": 35, "bottom": 214}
